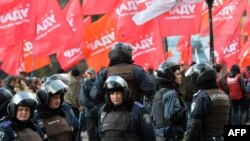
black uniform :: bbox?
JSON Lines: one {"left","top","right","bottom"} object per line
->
{"left": 184, "top": 63, "right": 230, "bottom": 141}
{"left": 99, "top": 75, "right": 155, "bottom": 141}
{"left": 90, "top": 42, "right": 155, "bottom": 106}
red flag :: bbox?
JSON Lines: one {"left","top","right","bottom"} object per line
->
{"left": 114, "top": 0, "right": 140, "bottom": 39}
{"left": 159, "top": 3, "right": 202, "bottom": 36}
{"left": 238, "top": 41, "right": 250, "bottom": 68}
{"left": 0, "top": 0, "right": 21, "bottom": 12}
{"left": 83, "top": 16, "right": 92, "bottom": 26}
{"left": 177, "top": 36, "right": 193, "bottom": 65}
{"left": 214, "top": 25, "right": 241, "bottom": 68}
{"left": 0, "top": 0, "right": 36, "bottom": 46}
{"left": 1, "top": 41, "right": 24, "bottom": 75}
{"left": 57, "top": 42, "right": 84, "bottom": 71}
{"left": 56, "top": 0, "right": 85, "bottom": 70}
{"left": 63, "top": 0, "right": 83, "bottom": 44}
{"left": 201, "top": 0, "right": 247, "bottom": 36}
{"left": 113, "top": 0, "right": 165, "bottom": 69}
{"left": 82, "top": 0, "right": 119, "bottom": 15}
{"left": 131, "top": 24, "right": 165, "bottom": 70}
{"left": 83, "top": 15, "right": 117, "bottom": 72}
{"left": 34, "top": 0, "right": 74, "bottom": 56}
{"left": 244, "top": 3, "right": 250, "bottom": 33}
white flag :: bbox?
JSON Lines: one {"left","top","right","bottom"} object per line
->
{"left": 132, "top": 0, "right": 203, "bottom": 25}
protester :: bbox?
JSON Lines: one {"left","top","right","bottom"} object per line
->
{"left": 221, "top": 64, "right": 248, "bottom": 124}
{"left": 80, "top": 68, "right": 99, "bottom": 141}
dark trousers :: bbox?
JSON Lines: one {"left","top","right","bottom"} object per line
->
{"left": 86, "top": 117, "right": 100, "bottom": 141}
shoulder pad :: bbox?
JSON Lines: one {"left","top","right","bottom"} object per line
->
{"left": 134, "top": 101, "right": 144, "bottom": 108}
{"left": 0, "top": 121, "right": 12, "bottom": 128}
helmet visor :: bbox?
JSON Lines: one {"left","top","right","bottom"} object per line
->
{"left": 12, "top": 92, "right": 38, "bottom": 105}
{"left": 43, "top": 79, "right": 68, "bottom": 94}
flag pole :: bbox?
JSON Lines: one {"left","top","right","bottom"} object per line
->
{"left": 206, "top": 0, "right": 215, "bottom": 64}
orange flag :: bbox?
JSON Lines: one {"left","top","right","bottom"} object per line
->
{"left": 83, "top": 14, "right": 117, "bottom": 72}
{"left": 22, "top": 41, "right": 50, "bottom": 73}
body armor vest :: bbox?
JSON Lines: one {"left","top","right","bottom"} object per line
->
{"left": 152, "top": 88, "right": 169, "bottom": 128}
{"left": 100, "top": 111, "right": 136, "bottom": 141}
{"left": 43, "top": 115, "right": 72, "bottom": 141}
{"left": 107, "top": 64, "right": 141, "bottom": 101}
{"left": 203, "top": 89, "right": 230, "bottom": 136}
{"left": 17, "top": 128, "right": 43, "bottom": 141}
{"left": 227, "top": 74, "right": 244, "bottom": 100}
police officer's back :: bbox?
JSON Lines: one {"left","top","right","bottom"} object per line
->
{"left": 184, "top": 63, "right": 230, "bottom": 141}
{"left": 90, "top": 42, "right": 155, "bottom": 106}
{"left": 99, "top": 75, "right": 155, "bottom": 141}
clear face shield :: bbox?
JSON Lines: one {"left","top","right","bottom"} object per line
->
{"left": 11, "top": 92, "right": 38, "bottom": 105}
{"left": 42, "top": 79, "right": 68, "bottom": 95}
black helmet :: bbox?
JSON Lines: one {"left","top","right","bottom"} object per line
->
{"left": 108, "top": 42, "right": 133, "bottom": 61}
{"left": 7, "top": 91, "right": 37, "bottom": 118}
{"left": 0, "top": 88, "right": 13, "bottom": 117}
{"left": 157, "top": 60, "right": 180, "bottom": 83}
{"left": 103, "top": 75, "right": 131, "bottom": 102}
{"left": 185, "top": 63, "right": 217, "bottom": 87}
{"left": 37, "top": 79, "right": 67, "bottom": 106}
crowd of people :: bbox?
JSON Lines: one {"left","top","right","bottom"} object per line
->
{"left": 0, "top": 42, "right": 250, "bottom": 141}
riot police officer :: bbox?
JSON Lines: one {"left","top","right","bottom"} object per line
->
{"left": 184, "top": 63, "right": 230, "bottom": 141}
{"left": 0, "top": 91, "right": 43, "bottom": 141}
{"left": 90, "top": 42, "right": 155, "bottom": 107}
{"left": 33, "top": 79, "right": 79, "bottom": 141}
{"left": 0, "top": 88, "right": 13, "bottom": 119}
{"left": 99, "top": 75, "right": 155, "bottom": 141}
{"left": 152, "top": 60, "right": 187, "bottom": 141}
